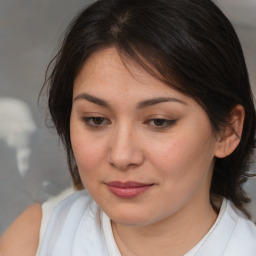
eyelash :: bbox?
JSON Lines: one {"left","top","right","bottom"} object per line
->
{"left": 82, "top": 117, "right": 111, "bottom": 128}
{"left": 145, "top": 118, "right": 176, "bottom": 129}
{"left": 82, "top": 117, "right": 176, "bottom": 129}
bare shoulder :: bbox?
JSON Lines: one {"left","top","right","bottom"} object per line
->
{"left": 0, "top": 204, "right": 42, "bottom": 256}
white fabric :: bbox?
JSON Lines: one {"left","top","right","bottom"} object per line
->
{"left": 36, "top": 190, "right": 256, "bottom": 256}
{"left": 39, "top": 187, "right": 74, "bottom": 242}
{"left": 101, "top": 211, "right": 121, "bottom": 256}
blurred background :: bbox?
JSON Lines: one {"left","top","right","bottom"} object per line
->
{"left": 0, "top": 0, "right": 255, "bottom": 234}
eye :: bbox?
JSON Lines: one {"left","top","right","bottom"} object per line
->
{"left": 82, "top": 117, "right": 111, "bottom": 128}
{"left": 146, "top": 118, "right": 176, "bottom": 128}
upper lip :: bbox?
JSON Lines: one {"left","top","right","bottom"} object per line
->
{"left": 106, "top": 181, "right": 153, "bottom": 188}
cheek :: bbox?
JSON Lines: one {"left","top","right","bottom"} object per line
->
{"left": 147, "top": 128, "right": 216, "bottom": 182}
{"left": 148, "top": 134, "right": 216, "bottom": 212}
{"left": 70, "top": 119, "right": 105, "bottom": 178}
{"left": 71, "top": 136, "right": 106, "bottom": 190}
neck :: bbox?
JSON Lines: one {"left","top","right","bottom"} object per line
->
{"left": 112, "top": 197, "right": 218, "bottom": 256}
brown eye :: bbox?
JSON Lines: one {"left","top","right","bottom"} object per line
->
{"left": 153, "top": 119, "right": 166, "bottom": 127}
{"left": 92, "top": 117, "right": 105, "bottom": 125}
{"left": 146, "top": 118, "right": 176, "bottom": 128}
{"left": 82, "top": 117, "right": 111, "bottom": 128}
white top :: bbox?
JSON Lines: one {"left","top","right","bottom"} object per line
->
{"left": 36, "top": 190, "right": 256, "bottom": 256}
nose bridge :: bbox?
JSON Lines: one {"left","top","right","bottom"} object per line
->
{"left": 108, "top": 122, "right": 144, "bottom": 170}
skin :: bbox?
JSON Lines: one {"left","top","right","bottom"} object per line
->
{"left": 0, "top": 204, "right": 41, "bottom": 256}
{"left": 69, "top": 47, "right": 243, "bottom": 255}
{"left": 0, "top": 47, "right": 244, "bottom": 256}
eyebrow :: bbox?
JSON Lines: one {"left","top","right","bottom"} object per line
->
{"left": 73, "top": 93, "right": 186, "bottom": 109}
{"left": 136, "top": 97, "right": 186, "bottom": 109}
{"left": 74, "top": 93, "right": 111, "bottom": 108}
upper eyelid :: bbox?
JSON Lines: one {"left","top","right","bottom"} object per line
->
{"left": 145, "top": 114, "right": 175, "bottom": 120}
{"left": 81, "top": 116, "right": 176, "bottom": 132}
{"left": 146, "top": 118, "right": 176, "bottom": 123}
{"left": 83, "top": 116, "right": 110, "bottom": 122}
{"left": 144, "top": 118, "right": 177, "bottom": 126}
{"left": 83, "top": 116, "right": 108, "bottom": 121}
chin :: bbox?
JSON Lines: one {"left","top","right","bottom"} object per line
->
{"left": 107, "top": 207, "right": 155, "bottom": 227}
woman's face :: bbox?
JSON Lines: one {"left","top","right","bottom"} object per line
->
{"left": 70, "top": 47, "right": 219, "bottom": 226}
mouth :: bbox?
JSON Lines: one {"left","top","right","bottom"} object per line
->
{"left": 105, "top": 181, "right": 154, "bottom": 198}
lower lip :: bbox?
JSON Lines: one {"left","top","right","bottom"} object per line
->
{"left": 107, "top": 185, "right": 153, "bottom": 198}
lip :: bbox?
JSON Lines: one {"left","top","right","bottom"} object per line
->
{"left": 106, "top": 181, "right": 154, "bottom": 198}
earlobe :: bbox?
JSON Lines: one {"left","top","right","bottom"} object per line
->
{"left": 214, "top": 105, "right": 245, "bottom": 158}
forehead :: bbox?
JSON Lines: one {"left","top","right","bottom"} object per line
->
{"left": 74, "top": 48, "right": 150, "bottom": 88}
{"left": 73, "top": 47, "right": 189, "bottom": 102}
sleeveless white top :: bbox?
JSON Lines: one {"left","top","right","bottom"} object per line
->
{"left": 36, "top": 190, "right": 256, "bottom": 256}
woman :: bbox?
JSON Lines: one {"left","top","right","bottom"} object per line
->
{"left": 1, "top": 0, "right": 256, "bottom": 255}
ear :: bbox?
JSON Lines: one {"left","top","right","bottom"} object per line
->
{"left": 214, "top": 105, "right": 245, "bottom": 158}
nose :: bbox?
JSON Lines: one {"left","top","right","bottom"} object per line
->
{"left": 108, "top": 124, "right": 144, "bottom": 170}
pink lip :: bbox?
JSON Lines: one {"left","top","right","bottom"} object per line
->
{"left": 106, "top": 181, "right": 154, "bottom": 198}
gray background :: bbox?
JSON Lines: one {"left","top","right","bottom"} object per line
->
{"left": 0, "top": 0, "right": 255, "bottom": 234}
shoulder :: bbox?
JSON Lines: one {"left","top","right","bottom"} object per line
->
{"left": 224, "top": 201, "right": 256, "bottom": 255}
{"left": 37, "top": 190, "right": 101, "bottom": 255}
{"left": 41, "top": 190, "right": 94, "bottom": 228}
{"left": 51, "top": 189, "right": 93, "bottom": 214}
{"left": 39, "top": 188, "right": 81, "bottom": 240}
{"left": 194, "top": 199, "right": 256, "bottom": 256}
{"left": 0, "top": 204, "right": 42, "bottom": 256}
{"left": 228, "top": 200, "right": 256, "bottom": 235}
